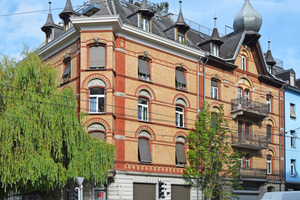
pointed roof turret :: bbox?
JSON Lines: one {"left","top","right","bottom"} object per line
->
{"left": 175, "top": 1, "right": 189, "bottom": 32}
{"left": 210, "top": 16, "right": 223, "bottom": 45}
{"left": 41, "top": 1, "right": 55, "bottom": 33}
{"left": 233, "top": 0, "right": 262, "bottom": 33}
{"left": 59, "top": 0, "right": 76, "bottom": 21}
{"left": 265, "top": 40, "right": 276, "bottom": 67}
{"left": 138, "top": 0, "right": 154, "bottom": 18}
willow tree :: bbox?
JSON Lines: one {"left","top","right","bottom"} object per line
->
{"left": 0, "top": 51, "right": 115, "bottom": 198}
{"left": 184, "top": 104, "right": 242, "bottom": 200}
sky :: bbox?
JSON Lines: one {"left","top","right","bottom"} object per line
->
{"left": 1, "top": 0, "right": 300, "bottom": 76}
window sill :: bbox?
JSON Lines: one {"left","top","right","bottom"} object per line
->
{"left": 291, "top": 175, "right": 297, "bottom": 177}
{"left": 60, "top": 79, "right": 70, "bottom": 86}
{"left": 176, "top": 126, "right": 189, "bottom": 130}
{"left": 88, "top": 112, "right": 106, "bottom": 115}
{"left": 138, "top": 162, "right": 153, "bottom": 165}
{"left": 291, "top": 146, "right": 296, "bottom": 149}
{"left": 86, "top": 67, "right": 106, "bottom": 71}
{"left": 138, "top": 78, "right": 153, "bottom": 84}
{"left": 139, "top": 120, "right": 153, "bottom": 124}
{"left": 176, "top": 164, "right": 186, "bottom": 168}
{"left": 176, "top": 88, "right": 188, "bottom": 93}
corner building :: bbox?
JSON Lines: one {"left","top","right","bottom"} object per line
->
{"left": 38, "top": 0, "right": 285, "bottom": 199}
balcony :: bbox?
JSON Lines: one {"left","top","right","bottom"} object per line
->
{"left": 231, "top": 132, "right": 269, "bottom": 150}
{"left": 240, "top": 168, "right": 267, "bottom": 181}
{"left": 231, "top": 98, "right": 269, "bottom": 122}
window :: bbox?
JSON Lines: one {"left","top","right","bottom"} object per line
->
{"left": 133, "top": 183, "right": 156, "bottom": 200}
{"left": 238, "top": 157, "right": 243, "bottom": 168}
{"left": 138, "top": 131, "right": 152, "bottom": 163}
{"left": 291, "top": 130, "right": 296, "bottom": 147}
{"left": 61, "top": 59, "right": 71, "bottom": 82}
{"left": 89, "top": 45, "right": 105, "bottom": 69}
{"left": 290, "top": 103, "right": 296, "bottom": 119}
{"left": 47, "top": 32, "right": 52, "bottom": 43}
{"left": 211, "top": 112, "right": 218, "bottom": 130}
{"left": 175, "top": 106, "right": 184, "bottom": 128}
{"left": 176, "top": 137, "right": 187, "bottom": 166}
{"left": 245, "top": 155, "right": 250, "bottom": 168}
{"left": 138, "top": 98, "right": 149, "bottom": 121}
{"left": 212, "top": 44, "right": 219, "bottom": 57}
{"left": 178, "top": 34, "right": 185, "bottom": 43}
{"left": 267, "top": 125, "right": 272, "bottom": 143}
{"left": 138, "top": 58, "right": 150, "bottom": 81}
{"left": 141, "top": 18, "right": 149, "bottom": 31}
{"left": 267, "top": 154, "right": 272, "bottom": 174}
{"left": 175, "top": 68, "right": 186, "bottom": 90}
{"left": 65, "top": 21, "right": 71, "bottom": 31}
{"left": 291, "top": 160, "right": 296, "bottom": 176}
{"left": 244, "top": 89, "right": 250, "bottom": 100}
{"left": 238, "top": 121, "right": 251, "bottom": 141}
{"left": 266, "top": 96, "right": 271, "bottom": 113}
{"left": 87, "top": 123, "right": 106, "bottom": 141}
{"left": 267, "top": 186, "right": 275, "bottom": 192}
{"left": 119, "top": 0, "right": 127, "bottom": 7}
{"left": 241, "top": 55, "right": 246, "bottom": 71}
{"left": 211, "top": 79, "right": 218, "bottom": 99}
{"left": 171, "top": 185, "right": 190, "bottom": 200}
{"left": 89, "top": 88, "right": 105, "bottom": 113}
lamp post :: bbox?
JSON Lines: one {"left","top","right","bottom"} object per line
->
{"left": 75, "top": 177, "right": 84, "bottom": 200}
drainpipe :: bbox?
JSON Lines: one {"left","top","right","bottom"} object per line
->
{"left": 279, "top": 84, "right": 286, "bottom": 191}
{"left": 202, "top": 54, "right": 209, "bottom": 105}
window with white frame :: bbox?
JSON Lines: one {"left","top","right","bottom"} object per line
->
{"left": 241, "top": 55, "right": 246, "bottom": 71}
{"left": 141, "top": 18, "right": 149, "bottom": 32}
{"left": 175, "top": 106, "right": 184, "bottom": 128}
{"left": 178, "top": 34, "right": 185, "bottom": 43}
{"left": 138, "top": 98, "right": 149, "bottom": 121}
{"left": 89, "top": 88, "right": 105, "bottom": 113}
{"left": 266, "top": 96, "right": 271, "bottom": 113}
{"left": 244, "top": 89, "right": 250, "bottom": 100}
{"left": 291, "top": 160, "right": 296, "bottom": 176}
{"left": 211, "top": 79, "right": 218, "bottom": 99}
{"left": 212, "top": 44, "right": 219, "bottom": 57}
{"left": 267, "top": 155, "right": 272, "bottom": 174}
{"left": 291, "top": 130, "right": 296, "bottom": 147}
{"left": 245, "top": 155, "right": 250, "bottom": 168}
{"left": 47, "top": 33, "right": 52, "bottom": 43}
{"left": 290, "top": 73, "right": 295, "bottom": 86}
{"left": 238, "top": 157, "right": 243, "bottom": 168}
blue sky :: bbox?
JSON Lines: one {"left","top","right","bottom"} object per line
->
{"left": 1, "top": 0, "right": 300, "bottom": 77}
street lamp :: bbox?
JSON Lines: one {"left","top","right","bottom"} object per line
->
{"left": 75, "top": 177, "right": 84, "bottom": 200}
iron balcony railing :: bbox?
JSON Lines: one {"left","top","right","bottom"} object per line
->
{"left": 240, "top": 168, "right": 267, "bottom": 180}
{"left": 231, "top": 132, "right": 269, "bottom": 150}
{"left": 231, "top": 98, "right": 269, "bottom": 116}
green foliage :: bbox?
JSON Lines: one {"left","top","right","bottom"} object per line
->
{"left": 184, "top": 103, "right": 243, "bottom": 200}
{"left": 0, "top": 51, "right": 115, "bottom": 197}
{"left": 152, "top": 2, "right": 169, "bottom": 16}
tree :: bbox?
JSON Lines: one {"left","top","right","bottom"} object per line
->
{"left": 184, "top": 104, "right": 243, "bottom": 200}
{"left": 0, "top": 51, "right": 115, "bottom": 199}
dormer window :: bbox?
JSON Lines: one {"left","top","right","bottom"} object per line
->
{"left": 47, "top": 32, "right": 52, "bottom": 43}
{"left": 212, "top": 44, "right": 219, "bottom": 57}
{"left": 177, "top": 32, "right": 185, "bottom": 43}
{"left": 141, "top": 18, "right": 149, "bottom": 32}
{"left": 65, "top": 21, "right": 71, "bottom": 31}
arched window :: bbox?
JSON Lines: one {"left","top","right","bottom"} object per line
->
{"left": 89, "top": 45, "right": 106, "bottom": 69}
{"left": 211, "top": 79, "right": 219, "bottom": 99}
{"left": 138, "top": 90, "right": 151, "bottom": 122}
{"left": 175, "top": 98, "right": 187, "bottom": 128}
{"left": 138, "top": 131, "right": 152, "bottom": 163}
{"left": 241, "top": 50, "right": 248, "bottom": 71}
{"left": 176, "top": 136, "right": 186, "bottom": 167}
{"left": 267, "top": 150, "right": 273, "bottom": 175}
{"left": 267, "top": 186, "right": 275, "bottom": 192}
{"left": 87, "top": 123, "right": 106, "bottom": 141}
{"left": 88, "top": 79, "right": 106, "bottom": 113}
{"left": 266, "top": 96, "right": 272, "bottom": 113}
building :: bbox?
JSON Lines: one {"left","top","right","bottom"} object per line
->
{"left": 274, "top": 67, "right": 300, "bottom": 191}
{"left": 37, "top": 0, "right": 285, "bottom": 199}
